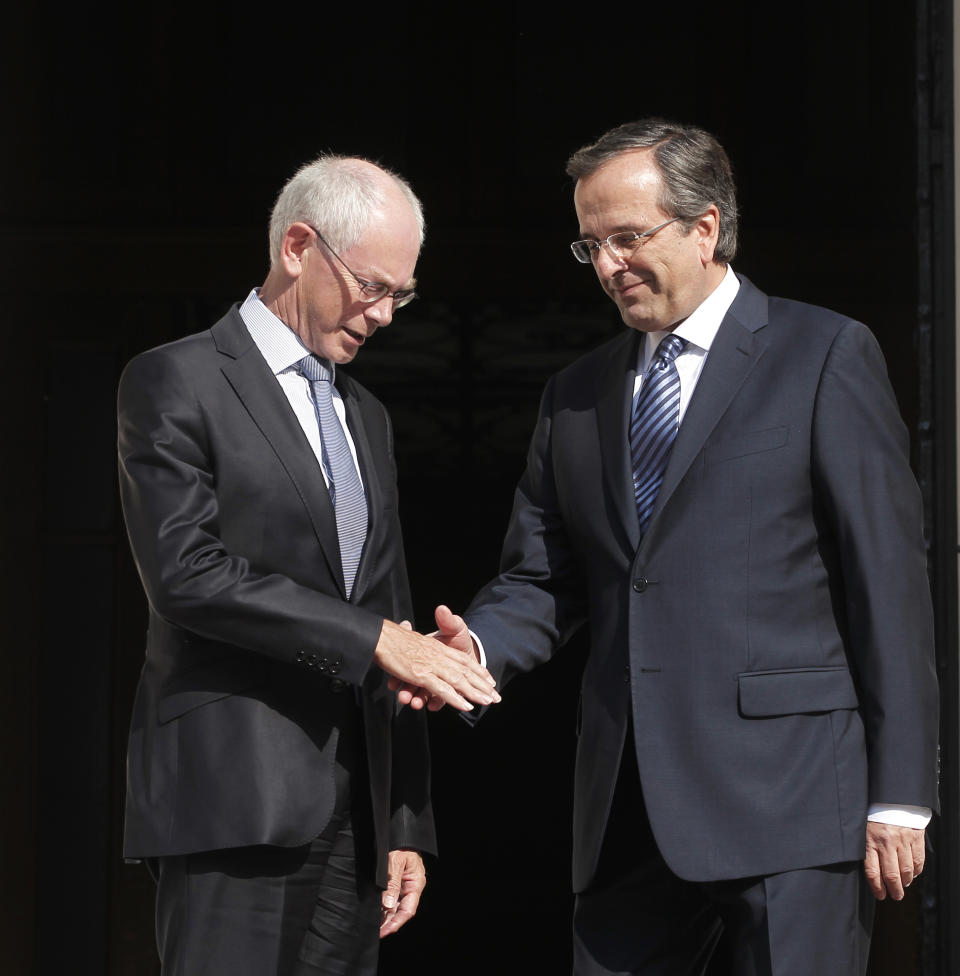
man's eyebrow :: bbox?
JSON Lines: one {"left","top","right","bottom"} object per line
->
{"left": 577, "top": 223, "right": 642, "bottom": 240}
{"left": 355, "top": 264, "right": 416, "bottom": 291}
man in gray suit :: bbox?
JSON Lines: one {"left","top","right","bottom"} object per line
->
{"left": 118, "top": 155, "right": 498, "bottom": 976}
{"left": 422, "top": 120, "right": 939, "bottom": 974}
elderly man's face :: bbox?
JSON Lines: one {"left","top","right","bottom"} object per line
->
{"left": 573, "top": 149, "right": 719, "bottom": 333}
{"left": 297, "top": 196, "right": 419, "bottom": 364}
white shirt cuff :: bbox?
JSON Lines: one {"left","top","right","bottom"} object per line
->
{"left": 468, "top": 629, "right": 487, "bottom": 668}
{"left": 867, "top": 804, "right": 932, "bottom": 829}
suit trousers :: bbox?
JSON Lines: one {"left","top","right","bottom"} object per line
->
{"left": 149, "top": 696, "right": 381, "bottom": 976}
{"left": 573, "top": 727, "right": 875, "bottom": 976}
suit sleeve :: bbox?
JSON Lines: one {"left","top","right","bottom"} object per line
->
{"left": 117, "top": 347, "right": 384, "bottom": 686}
{"left": 811, "top": 320, "right": 939, "bottom": 810}
{"left": 465, "top": 376, "right": 588, "bottom": 689}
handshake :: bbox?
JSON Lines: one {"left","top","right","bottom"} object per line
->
{"left": 373, "top": 604, "right": 501, "bottom": 712}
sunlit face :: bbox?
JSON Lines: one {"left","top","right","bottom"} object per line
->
{"left": 294, "top": 196, "right": 420, "bottom": 364}
{"left": 573, "top": 149, "right": 720, "bottom": 333}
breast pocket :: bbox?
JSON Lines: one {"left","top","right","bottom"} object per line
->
{"left": 705, "top": 426, "right": 788, "bottom": 465}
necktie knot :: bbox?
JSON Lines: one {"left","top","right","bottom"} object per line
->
{"left": 651, "top": 334, "right": 686, "bottom": 370}
{"left": 297, "top": 354, "right": 333, "bottom": 385}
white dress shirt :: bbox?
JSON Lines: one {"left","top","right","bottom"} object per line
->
{"left": 238, "top": 288, "right": 363, "bottom": 490}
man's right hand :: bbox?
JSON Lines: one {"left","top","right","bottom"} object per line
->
{"left": 374, "top": 618, "right": 500, "bottom": 712}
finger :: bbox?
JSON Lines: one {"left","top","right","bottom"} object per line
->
{"left": 423, "top": 684, "right": 476, "bottom": 711}
{"left": 381, "top": 890, "right": 421, "bottom": 936}
{"left": 413, "top": 688, "right": 434, "bottom": 709}
{"left": 430, "top": 638, "right": 498, "bottom": 691}
{"left": 897, "top": 843, "right": 915, "bottom": 891}
{"left": 432, "top": 671, "right": 498, "bottom": 708}
{"left": 863, "top": 849, "right": 886, "bottom": 901}
{"left": 416, "top": 649, "right": 500, "bottom": 708}
{"left": 405, "top": 687, "right": 431, "bottom": 710}
{"left": 380, "top": 897, "right": 412, "bottom": 936}
{"left": 396, "top": 668, "right": 476, "bottom": 711}
{"left": 395, "top": 684, "right": 431, "bottom": 710}
{"left": 911, "top": 830, "right": 926, "bottom": 877}
{"left": 881, "top": 846, "right": 906, "bottom": 901}
{"left": 447, "top": 659, "right": 501, "bottom": 702}
{"left": 379, "top": 905, "right": 399, "bottom": 938}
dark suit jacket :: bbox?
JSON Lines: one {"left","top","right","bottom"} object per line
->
{"left": 118, "top": 306, "right": 435, "bottom": 887}
{"left": 466, "top": 274, "right": 939, "bottom": 892}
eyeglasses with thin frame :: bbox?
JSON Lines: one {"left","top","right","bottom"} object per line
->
{"left": 569, "top": 216, "right": 683, "bottom": 264}
{"left": 305, "top": 223, "right": 418, "bottom": 308}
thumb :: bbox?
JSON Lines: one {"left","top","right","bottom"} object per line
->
{"left": 434, "top": 604, "right": 464, "bottom": 636}
{"left": 382, "top": 875, "right": 401, "bottom": 911}
{"left": 398, "top": 619, "right": 413, "bottom": 631}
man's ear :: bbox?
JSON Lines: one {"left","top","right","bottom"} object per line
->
{"left": 279, "top": 222, "right": 315, "bottom": 279}
{"left": 694, "top": 205, "right": 721, "bottom": 265}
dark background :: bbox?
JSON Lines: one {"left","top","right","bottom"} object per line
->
{"left": 2, "top": 2, "right": 956, "bottom": 974}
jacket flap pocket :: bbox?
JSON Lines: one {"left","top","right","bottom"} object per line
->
{"left": 158, "top": 656, "right": 266, "bottom": 724}
{"left": 706, "top": 426, "right": 788, "bottom": 464}
{"left": 738, "top": 667, "right": 858, "bottom": 717}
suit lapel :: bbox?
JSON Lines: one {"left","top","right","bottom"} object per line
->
{"left": 594, "top": 330, "right": 644, "bottom": 552}
{"left": 642, "top": 276, "right": 769, "bottom": 545}
{"left": 212, "top": 310, "right": 347, "bottom": 596}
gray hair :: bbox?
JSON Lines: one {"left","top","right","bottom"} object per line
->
{"left": 268, "top": 155, "right": 425, "bottom": 266}
{"left": 566, "top": 119, "right": 738, "bottom": 263}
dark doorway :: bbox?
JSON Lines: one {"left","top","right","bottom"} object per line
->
{"left": 2, "top": 2, "right": 955, "bottom": 974}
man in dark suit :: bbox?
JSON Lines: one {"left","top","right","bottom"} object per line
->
{"left": 424, "top": 120, "right": 940, "bottom": 974}
{"left": 118, "top": 155, "right": 499, "bottom": 976}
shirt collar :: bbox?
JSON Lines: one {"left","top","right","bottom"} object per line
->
{"left": 238, "top": 288, "right": 336, "bottom": 381}
{"left": 640, "top": 264, "right": 740, "bottom": 365}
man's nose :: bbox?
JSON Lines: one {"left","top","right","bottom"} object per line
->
{"left": 364, "top": 296, "right": 394, "bottom": 328}
{"left": 594, "top": 243, "right": 628, "bottom": 280}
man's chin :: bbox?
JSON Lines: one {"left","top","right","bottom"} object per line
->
{"left": 620, "top": 308, "right": 662, "bottom": 333}
{"left": 329, "top": 337, "right": 363, "bottom": 364}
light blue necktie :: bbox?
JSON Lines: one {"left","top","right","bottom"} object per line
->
{"left": 630, "top": 334, "right": 687, "bottom": 538}
{"left": 298, "top": 355, "right": 368, "bottom": 597}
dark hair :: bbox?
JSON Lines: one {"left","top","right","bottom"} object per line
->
{"left": 566, "top": 119, "right": 738, "bottom": 262}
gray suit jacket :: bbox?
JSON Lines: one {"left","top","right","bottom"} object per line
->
{"left": 466, "top": 274, "right": 939, "bottom": 891}
{"left": 118, "top": 306, "right": 435, "bottom": 886}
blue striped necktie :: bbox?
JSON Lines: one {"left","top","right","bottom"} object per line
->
{"left": 630, "top": 334, "right": 687, "bottom": 537}
{"left": 297, "top": 355, "right": 368, "bottom": 597}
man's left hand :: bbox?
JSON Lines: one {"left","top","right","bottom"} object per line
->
{"left": 863, "top": 822, "right": 926, "bottom": 901}
{"left": 380, "top": 849, "right": 426, "bottom": 937}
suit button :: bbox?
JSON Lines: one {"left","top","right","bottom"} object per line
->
{"left": 624, "top": 666, "right": 631, "bottom": 684}
{"left": 330, "top": 679, "right": 347, "bottom": 693}
{"left": 632, "top": 577, "right": 648, "bottom": 593}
